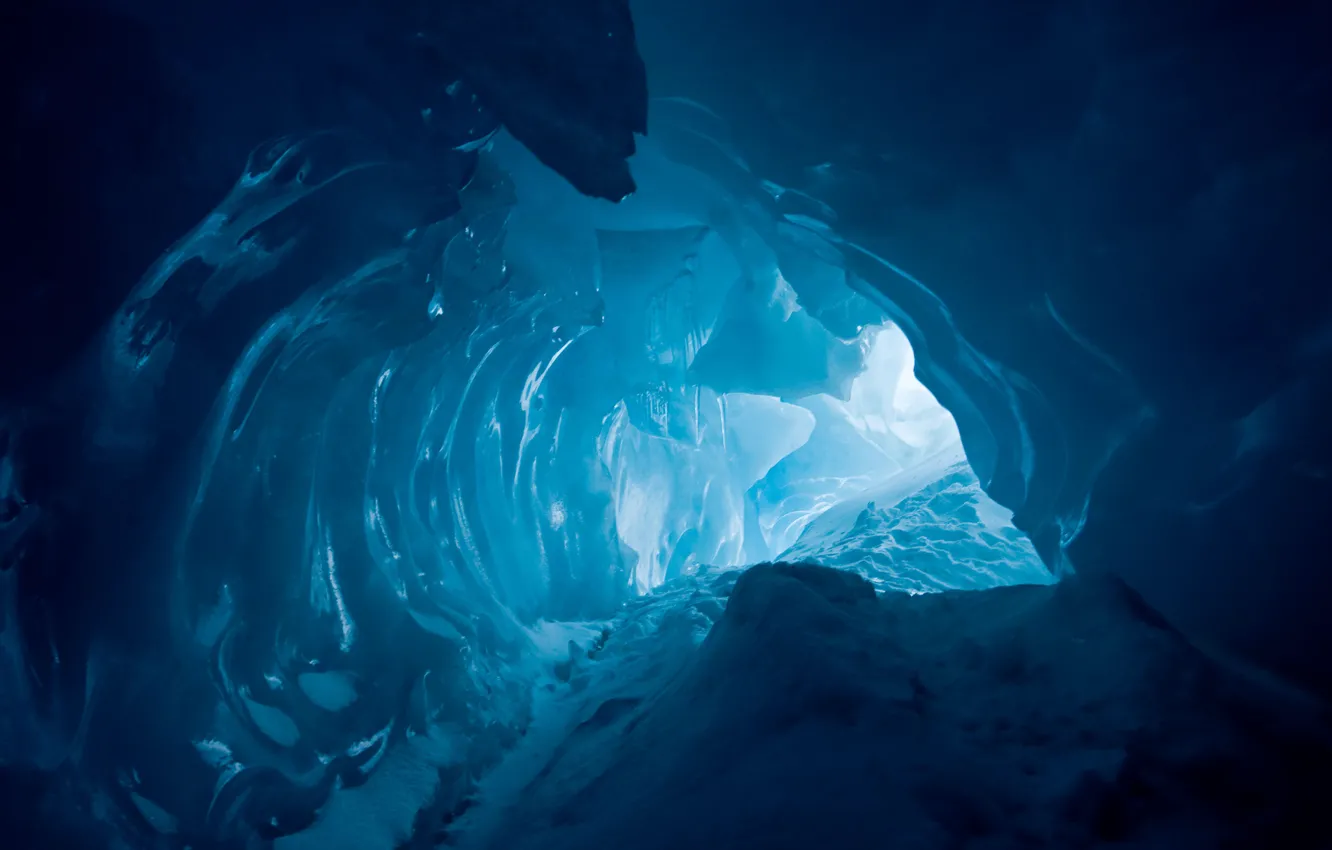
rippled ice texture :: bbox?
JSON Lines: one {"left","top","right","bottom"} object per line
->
{"left": 29, "top": 101, "right": 1052, "bottom": 846}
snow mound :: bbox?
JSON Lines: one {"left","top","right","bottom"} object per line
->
{"left": 451, "top": 564, "right": 1331, "bottom": 850}
{"left": 780, "top": 461, "right": 1052, "bottom": 594}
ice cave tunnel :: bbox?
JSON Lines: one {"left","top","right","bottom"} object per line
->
{"left": 4, "top": 2, "right": 1332, "bottom": 849}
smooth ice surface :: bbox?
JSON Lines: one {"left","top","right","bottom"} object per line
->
{"left": 1, "top": 99, "right": 1051, "bottom": 847}
{"left": 7, "top": 4, "right": 1332, "bottom": 848}
{"left": 6, "top": 3, "right": 1332, "bottom": 848}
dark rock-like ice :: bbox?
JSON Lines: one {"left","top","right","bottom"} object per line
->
{"left": 456, "top": 564, "right": 1330, "bottom": 850}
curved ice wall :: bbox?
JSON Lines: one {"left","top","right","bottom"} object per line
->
{"left": 0, "top": 94, "right": 1049, "bottom": 842}
{"left": 170, "top": 103, "right": 1047, "bottom": 670}
{"left": 630, "top": 0, "right": 1332, "bottom": 700}
{"left": 5, "top": 2, "right": 1331, "bottom": 846}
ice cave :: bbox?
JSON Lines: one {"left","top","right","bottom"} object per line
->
{"left": 3, "top": 1, "right": 1332, "bottom": 848}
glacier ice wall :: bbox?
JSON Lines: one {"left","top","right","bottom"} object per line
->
{"left": 5, "top": 1, "right": 1329, "bottom": 846}
{"left": 0, "top": 87, "right": 1045, "bottom": 845}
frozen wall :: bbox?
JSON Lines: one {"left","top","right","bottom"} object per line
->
{"left": 0, "top": 94, "right": 1047, "bottom": 844}
{"left": 8, "top": 2, "right": 1327, "bottom": 846}
{"left": 632, "top": 0, "right": 1332, "bottom": 699}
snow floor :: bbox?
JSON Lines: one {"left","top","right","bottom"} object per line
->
{"left": 439, "top": 564, "right": 1332, "bottom": 850}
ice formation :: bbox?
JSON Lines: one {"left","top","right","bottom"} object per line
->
{"left": 0, "top": 89, "right": 1058, "bottom": 845}
{"left": 4, "top": 2, "right": 1330, "bottom": 848}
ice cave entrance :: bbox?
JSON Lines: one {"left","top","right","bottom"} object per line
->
{"left": 592, "top": 308, "right": 1049, "bottom": 598}
{"left": 485, "top": 126, "right": 1056, "bottom": 605}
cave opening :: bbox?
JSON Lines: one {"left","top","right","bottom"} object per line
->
{"left": 82, "top": 105, "right": 1058, "bottom": 846}
{"left": 5, "top": 3, "right": 1330, "bottom": 846}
